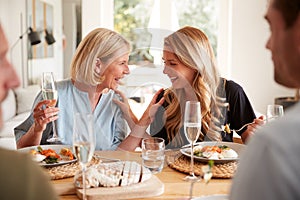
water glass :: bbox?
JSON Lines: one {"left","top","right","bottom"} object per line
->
{"left": 266, "top": 104, "right": 284, "bottom": 123}
{"left": 141, "top": 137, "right": 165, "bottom": 174}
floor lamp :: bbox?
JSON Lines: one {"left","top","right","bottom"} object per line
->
{"left": 10, "top": 14, "right": 41, "bottom": 87}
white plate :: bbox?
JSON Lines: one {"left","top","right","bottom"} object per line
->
{"left": 18, "top": 145, "right": 77, "bottom": 167}
{"left": 180, "top": 141, "right": 245, "bottom": 164}
{"left": 192, "top": 194, "right": 228, "bottom": 200}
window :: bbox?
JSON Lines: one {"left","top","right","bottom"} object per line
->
{"left": 114, "top": 0, "right": 220, "bottom": 59}
{"left": 174, "top": 0, "right": 219, "bottom": 55}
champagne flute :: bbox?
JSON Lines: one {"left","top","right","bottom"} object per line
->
{"left": 183, "top": 101, "right": 202, "bottom": 181}
{"left": 42, "top": 72, "right": 62, "bottom": 143}
{"left": 73, "top": 113, "right": 95, "bottom": 200}
{"left": 266, "top": 104, "right": 284, "bottom": 123}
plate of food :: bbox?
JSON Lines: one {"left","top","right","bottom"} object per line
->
{"left": 180, "top": 141, "right": 245, "bottom": 164}
{"left": 18, "top": 145, "right": 77, "bottom": 167}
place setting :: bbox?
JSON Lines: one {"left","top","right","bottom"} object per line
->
{"left": 167, "top": 141, "right": 244, "bottom": 179}
{"left": 166, "top": 101, "right": 245, "bottom": 179}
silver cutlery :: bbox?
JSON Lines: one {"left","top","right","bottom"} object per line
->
{"left": 226, "top": 117, "right": 270, "bottom": 133}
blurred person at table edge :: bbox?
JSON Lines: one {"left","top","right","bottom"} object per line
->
{"left": 15, "top": 28, "right": 131, "bottom": 150}
{"left": 116, "top": 26, "right": 264, "bottom": 151}
{"left": 230, "top": 0, "right": 300, "bottom": 199}
{"left": 0, "top": 22, "right": 58, "bottom": 200}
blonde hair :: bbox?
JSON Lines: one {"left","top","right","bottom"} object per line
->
{"left": 163, "top": 26, "right": 225, "bottom": 147}
{"left": 70, "top": 28, "right": 130, "bottom": 85}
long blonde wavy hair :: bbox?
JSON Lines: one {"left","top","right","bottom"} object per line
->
{"left": 163, "top": 26, "right": 224, "bottom": 147}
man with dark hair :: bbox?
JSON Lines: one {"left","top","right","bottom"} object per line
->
{"left": 230, "top": 0, "right": 300, "bottom": 199}
{"left": 0, "top": 23, "right": 58, "bottom": 200}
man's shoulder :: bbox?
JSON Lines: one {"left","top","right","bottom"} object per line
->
{"left": 255, "top": 104, "right": 300, "bottom": 145}
{"left": 0, "top": 148, "right": 38, "bottom": 168}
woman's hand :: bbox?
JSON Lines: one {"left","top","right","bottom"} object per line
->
{"left": 17, "top": 99, "right": 59, "bottom": 149}
{"left": 117, "top": 89, "right": 165, "bottom": 151}
{"left": 241, "top": 115, "right": 265, "bottom": 143}
{"left": 113, "top": 89, "right": 138, "bottom": 130}
{"left": 33, "top": 100, "right": 59, "bottom": 133}
{"left": 138, "top": 88, "right": 165, "bottom": 127}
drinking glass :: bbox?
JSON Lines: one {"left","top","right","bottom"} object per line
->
{"left": 183, "top": 101, "right": 202, "bottom": 181}
{"left": 42, "top": 72, "right": 62, "bottom": 143}
{"left": 266, "top": 104, "right": 284, "bottom": 123}
{"left": 142, "top": 137, "right": 165, "bottom": 174}
{"left": 73, "top": 113, "right": 95, "bottom": 200}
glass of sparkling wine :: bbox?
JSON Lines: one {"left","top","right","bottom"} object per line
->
{"left": 73, "top": 113, "right": 95, "bottom": 200}
{"left": 183, "top": 101, "right": 202, "bottom": 181}
{"left": 42, "top": 72, "right": 62, "bottom": 143}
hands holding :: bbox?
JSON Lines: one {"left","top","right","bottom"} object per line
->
{"left": 17, "top": 99, "right": 59, "bottom": 148}
{"left": 241, "top": 115, "right": 265, "bottom": 143}
{"left": 33, "top": 99, "right": 59, "bottom": 133}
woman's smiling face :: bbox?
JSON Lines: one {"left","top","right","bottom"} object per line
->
{"left": 162, "top": 50, "right": 195, "bottom": 89}
{"left": 101, "top": 53, "right": 130, "bottom": 90}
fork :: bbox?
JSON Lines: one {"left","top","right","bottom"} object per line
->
{"left": 223, "top": 121, "right": 255, "bottom": 134}
{"left": 229, "top": 117, "right": 270, "bottom": 133}
{"left": 232, "top": 122, "right": 255, "bottom": 132}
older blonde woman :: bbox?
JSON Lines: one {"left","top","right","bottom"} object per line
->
{"left": 117, "top": 26, "right": 261, "bottom": 150}
{"left": 15, "top": 28, "right": 131, "bottom": 150}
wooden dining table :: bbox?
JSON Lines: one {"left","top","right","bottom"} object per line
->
{"left": 51, "top": 150, "right": 232, "bottom": 200}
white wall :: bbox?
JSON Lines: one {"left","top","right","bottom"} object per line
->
{"left": 229, "top": 0, "right": 294, "bottom": 114}
{"left": 0, "top": 0, "right": 63, "bottom": 87}
{"left": 62, "top": 0, "right": 79, "bottom": 78}
{"left": 81, "top": 0, "right": 113, "bottom": 37}
{"left": 0, "top": 0, "right": 26, "bottom": 86}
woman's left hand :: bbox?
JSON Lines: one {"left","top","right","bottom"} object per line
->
{"left": 138, "top": 88, "right": 165, "bottom": 126}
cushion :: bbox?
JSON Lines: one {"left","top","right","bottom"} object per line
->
{"left": 1, "top": 90, "right": 16, "bottom": 121}
{"left": 14, "top": 85, "right": 40, "bottom": 114}
{"left": 0, "top": 138, "right": 17, "bottom": 150}
{"left": 0, "top": 112, "right": 30, "bottom": 137}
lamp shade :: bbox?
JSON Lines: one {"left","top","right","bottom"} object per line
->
{"left": 45, "top": 29, "right": 56, "bottom": 45}
{"left": 28, "top": 27, "right": 41, "bottom": 45}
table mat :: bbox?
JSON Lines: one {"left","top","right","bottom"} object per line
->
{"left": 166, "top": 151, "right": 237, "bottom": 179}
{"left": 46, "top": 156, "right": 101, "bottom": 180}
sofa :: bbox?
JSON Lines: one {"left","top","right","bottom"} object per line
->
{"left": 0, "top": 85, "right": 40, "bottom": 150}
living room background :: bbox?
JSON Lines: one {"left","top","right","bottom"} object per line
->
{"left": 0, "top": 0, "right": 296, "bottom": 115}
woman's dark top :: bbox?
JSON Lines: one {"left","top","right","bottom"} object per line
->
{"left": 150, "top": 78, "right": 256, "bottom": 149}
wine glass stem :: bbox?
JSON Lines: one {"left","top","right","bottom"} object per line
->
{"left": 82, "top": 164, "right": 87, "bottom": 200}
{"left": 189, "top": 181, "right": 195, "bottom": 199}
{"left": 190, "top": 142, "right": 195, "bottom": 177}
{"left": 52, "top": 120, "right": 57, "bottom": 138}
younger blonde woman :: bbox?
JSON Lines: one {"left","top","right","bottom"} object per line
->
{"left": 117, "top": 26, "right": 261, "bottom": 150}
